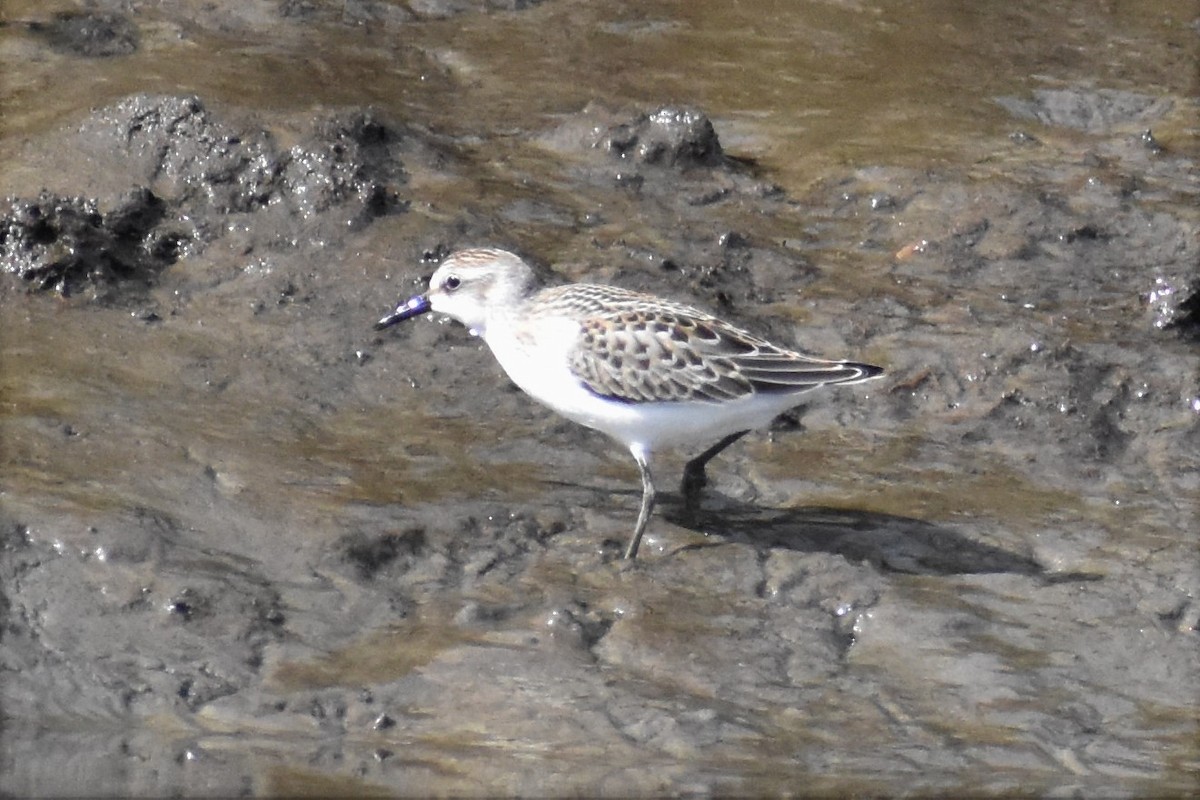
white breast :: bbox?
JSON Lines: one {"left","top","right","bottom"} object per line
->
{"left": 480, "top": 314, "right": 801, "bottom": 455}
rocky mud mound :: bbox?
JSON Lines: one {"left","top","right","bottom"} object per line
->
{"left": 1, "top": 95, "right": 409, "bottom": 298}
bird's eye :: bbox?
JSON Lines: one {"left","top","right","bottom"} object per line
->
{"left": 444, "top": 275, "right": 462, "bottom": 291}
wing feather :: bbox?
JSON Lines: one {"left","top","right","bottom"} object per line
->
{"left": 550, "top": 285, "right": 878, "bottom": 404}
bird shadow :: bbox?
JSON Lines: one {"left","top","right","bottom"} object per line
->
{"left": 659, "top": 497, "right": 1095, "bottom": 580}
{"left": 542, "top": 476, "right": 1097, "bottom": 581}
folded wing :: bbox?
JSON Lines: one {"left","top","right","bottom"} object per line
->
{"left": 565, "top": 296, "right": 880, "bottom": 404}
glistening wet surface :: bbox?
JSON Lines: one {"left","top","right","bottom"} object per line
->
{"left": 1, "top": 0, "right": 1197, "bottom": 796}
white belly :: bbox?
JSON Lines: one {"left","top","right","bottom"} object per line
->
{"left": 482, "top": 319, "right": 802, "bottom": 455}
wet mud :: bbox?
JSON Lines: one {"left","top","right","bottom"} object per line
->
{"left": 1, "top": 0, "right": 1197, "bottom": 796}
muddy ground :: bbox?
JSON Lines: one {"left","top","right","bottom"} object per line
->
{"left": 1, "top": 1, "right": 1198, "bottom": 797}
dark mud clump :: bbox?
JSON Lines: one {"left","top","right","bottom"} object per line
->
{"left": 26, "top": 11, "right": 140, "bottom": 58}
{"left": 602, "top": 106, "right": 727, "bottom": 168}
{"left": 1147, "top": 272, "right": 1200, "bottom": 340}
{"left": 1, "top": 94, "right": 410, "bottom": 300}
{"left": 582, "top": 104, "right": 783, "bottom": 204}
{"left": 71, "top": 94, "right": 408, "bottom": 228}
{"left": 0, "top": 189, "right": 176, "bottom": 298}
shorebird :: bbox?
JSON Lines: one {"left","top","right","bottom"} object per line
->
{"left": 376, "top": 248, "right": 883, "bottom": 559}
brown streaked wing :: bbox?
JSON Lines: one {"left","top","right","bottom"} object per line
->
{"left": 542, "top": 283, "right": 874, "bottom": 403}
{"left": 565, "top": 302, "right": 774, "bottom": 404}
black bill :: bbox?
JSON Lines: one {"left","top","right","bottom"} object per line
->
{"left": 375, "top": 295, "right": 431, "bottom": 330}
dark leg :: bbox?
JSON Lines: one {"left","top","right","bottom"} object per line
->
{"left": 681, "top": 430, "right": 749, "bottom": 518}
{"left": 624, "top": 452, "right": 657, "bottom": 560}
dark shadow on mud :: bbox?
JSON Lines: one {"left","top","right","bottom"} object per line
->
{"left": 658, "top": 499, "right": 1097, "bottom": 581}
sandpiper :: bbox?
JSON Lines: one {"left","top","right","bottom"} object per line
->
{"left": 376, "top": 248, "right": 883, "bottom": 559}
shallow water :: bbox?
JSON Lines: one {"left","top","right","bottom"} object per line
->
{"left": 2, "top": 0, "right": 1198, "bottom": 796}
